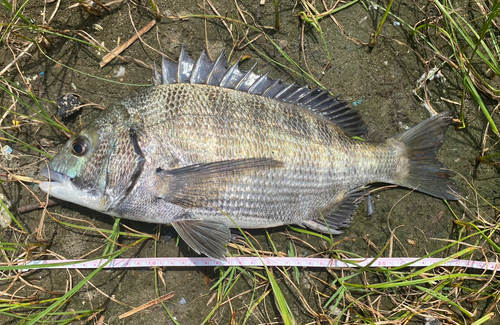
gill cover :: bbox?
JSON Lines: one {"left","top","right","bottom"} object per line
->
{"left": 40, "top": 120, "right": 145, "bottom": 214}
{"left": 39, "top": 126, "right": 112, "bottom": 211}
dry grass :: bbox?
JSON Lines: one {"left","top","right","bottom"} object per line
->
{"left": 0, "top": 0, "right": 499, "bottom": 324}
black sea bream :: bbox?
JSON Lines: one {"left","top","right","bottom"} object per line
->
{"left": 40, "top": 47, "right": 459, "bottom": 260}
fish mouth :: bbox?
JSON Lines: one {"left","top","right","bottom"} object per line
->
{"left": 39, "top": 167, "right": 71, "bottom": 193}
{"left": 39, "top": 167, "right": 112, "bottom": 214}
{"left": 40, "top": 167, "right": 71, "bottom": 183}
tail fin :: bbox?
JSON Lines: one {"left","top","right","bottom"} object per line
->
{"left": 392, "top": 111, "right": 459, "bottom": 200}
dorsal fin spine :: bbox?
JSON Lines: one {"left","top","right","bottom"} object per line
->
{"left": 190, "top": 48, "right": 214, "bottom": 84}
{"left": 300, "top": 89, "right": 327, "bottom": 105}
{"left": 155, "top": 47, "right": 368, "bottom": 136}
{"left": 262, "top": 77, "right": 284, "bottom": 98}
{"left": 235, "top": 62, "right": 258, "bottom": 91}
{"left": 178, "top": 46, "right": 195, "bottom": 83}
{"left": 153, "top": 61, "right": 161, "bottom": 86}
{"left": 220, "top": 60, "right": 241, "bottom": 88}
{"left": 288, "top": 86, "right": 310, "bottom": 103}
{"left": 206, "top": 51, "right": 228, "bottom": 86}
{"left": 311, "top": 97, "right": 335, "bottom": 111}
{"left": 274, "top": 82, "right": 296, "bottom": 100}
{"left": 247, "top": 72, "right": 271, "bottom": 95}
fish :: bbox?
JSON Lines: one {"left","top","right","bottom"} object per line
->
{"left": 39, "top": 47, "right": 459, "bottom": 260}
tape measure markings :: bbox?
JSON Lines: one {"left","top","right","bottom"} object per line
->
{"left": 14, "top": 257, "right": 500, "bottom": 271}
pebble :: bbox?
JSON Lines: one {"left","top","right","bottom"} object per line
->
{"left": 57, "top": 94, "right": 81, "bottom": 117}
{"left": 425, "top": 317, "right": 442, "bottom": 325}
{"left": 0, "top": 194, "right": 13, "bottom": 229}
{"left": 162, "top": 228, "right": 178, "bottom": 244}
{"left": 1, "top": 145, "right": 13, "bottom": 161}
{"left": 352, "top": 99, "right": 363, "bottom": 107}
{"left": 114, "top": 66, "right": 126, "bottom": 78}
{"left": 366, "top": 193, "right": 375, "bottom": 217}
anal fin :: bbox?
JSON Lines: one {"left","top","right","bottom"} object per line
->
{"left": 173, "top": 219, "right": 230, "bottom": 261}
{"left": 302, "top": 188, "right": 366, "bottom": 234}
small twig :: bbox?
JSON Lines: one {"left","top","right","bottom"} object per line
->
{"left": 125, "top": 4, "right": 170, "bottom": 61}
{"left": 100, "top": 20, "right": 156, "bottom": 68}
{"left": 0, "top": 173, "right": 41, "bottom": 184}
{"left": 286, "top": 234, "right": 318, "bottom": 252}
{"left": 0, "top": 84, "right": 16, "bottom": 126}
{"left": 119, "top": 292, "right": 174, "bottom": 319}
{"left": 232, "top": 0, "right": 251, "bottom": 51}
{"left": 219, "top": 284, "right": 268, "bottom": 307}
{"left": 204, "top": 0, "right": 209, "bottom": 55}
{"left": 236, "top": 32, "right": 262, "bottom": 50}
{"left": 92, "top": 0, "right": 110, "bottom": 12}
{"left": 47, "top": 0, "right": 62, "bottom": 25}
{"left": 276, "top": 268, "right": 319, "bottom": 318}
{"left": 0, "top": 42, "right": 34, "bottom": 77}
{"left": 16, "top": 199, "right": 60, "bottom": 214}
{"left": 60, "top": 103, "right": 106, "bottom": 118}
{"left": 440, "top": 97, "right": 460, "bottom": 106}
{"left": 326, "top": 11, "right": 366, "bottom": 45}
{"left": 478, "top": 103, "right": 500, "bottom": 163}
{"left": 206, "top": 0, "right": 236, "bottom": 49}
{"left": 300, "top": 24, "right": 318, "bottom": 84}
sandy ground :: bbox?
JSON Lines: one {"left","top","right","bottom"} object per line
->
{"left": 1, "top": 0, "right": 498, "bottom": 324}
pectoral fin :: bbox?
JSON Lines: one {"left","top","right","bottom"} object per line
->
{"left": 156, "top": 158, "right": 283, "bottom": 208}
{"left": 172, "top": 219, "right": 230, "bottom": 261}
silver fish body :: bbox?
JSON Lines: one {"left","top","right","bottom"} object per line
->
{"left": 40, "top": 48, "right": 459, "bottom": 260}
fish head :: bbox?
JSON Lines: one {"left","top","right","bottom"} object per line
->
{"left": 39, "top": 123, "right": 116, "bottom": 214}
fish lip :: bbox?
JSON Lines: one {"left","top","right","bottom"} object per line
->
{"left": 39, "top": 167, "right": 110, "bottom": 213}
{"left": 40, "top": 167, "right": 71, "bottom": 183}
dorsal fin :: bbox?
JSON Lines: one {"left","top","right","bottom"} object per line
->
{"left": 153, "top": 46, "right": 368, "bottom": 136}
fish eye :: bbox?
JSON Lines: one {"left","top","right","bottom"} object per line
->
{"left": 71, "top": 138, "right": 89, "bottom": 156}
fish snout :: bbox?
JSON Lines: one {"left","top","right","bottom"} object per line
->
{"left": 40, "top": 167, "right": 71, "bottom": 184}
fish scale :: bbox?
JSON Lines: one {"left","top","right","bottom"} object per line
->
{"left": 40, "top": 47, "right": 459, "bottom": 260}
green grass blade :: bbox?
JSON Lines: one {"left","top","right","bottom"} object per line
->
{"left": 415, "top": 285, "right": 471, "bottom": 317}
{"left": 288, "top": 225, "right": 332, "bottom": 245}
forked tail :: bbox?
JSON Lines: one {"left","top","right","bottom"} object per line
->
{"left": 391, "top": 111, "right": 459, "bottom": 200}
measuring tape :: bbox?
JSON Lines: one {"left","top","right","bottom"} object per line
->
{"left": 17, "top": 257, "right": 500, "bottom": 271}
